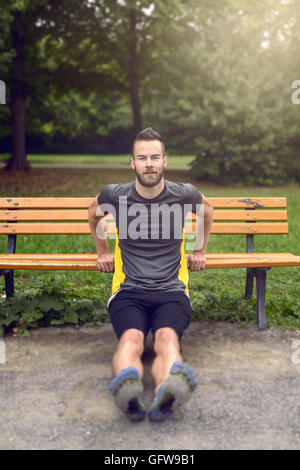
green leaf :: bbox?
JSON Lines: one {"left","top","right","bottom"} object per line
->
{"left": 62, "top": 311, "right": 78, "bottom": 324}
{"left": 38, "top": 297, "right": 65, "bottom": 313}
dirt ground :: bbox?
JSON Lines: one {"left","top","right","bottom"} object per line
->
{"left": 0, "top": 320, "right": 300, "bottom": 450}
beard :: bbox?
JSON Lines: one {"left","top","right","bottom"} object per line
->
{"left": 134, "top": 166, "right": 164, "bottom": 187}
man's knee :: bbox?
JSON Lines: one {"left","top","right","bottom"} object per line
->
{"left": 118, "top": 328, "right": 145, "bottom": 356}
{"left": 153, "top": 327, "right": 180, "bottom": 354}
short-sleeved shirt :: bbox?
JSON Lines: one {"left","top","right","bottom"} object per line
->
{"left": 97, "top": 179, "right": 202, "bottom": 306}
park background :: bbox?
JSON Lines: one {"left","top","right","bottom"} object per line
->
{"left": 0, "top": 0, "right": 300, "bottom": 335}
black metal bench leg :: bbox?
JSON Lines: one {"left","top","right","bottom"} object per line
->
{"left": 245, "top": 234, "right": 254, "bottom": 299}
{"left": 3, "top": 234, "right": 17, "bottom": 298}
{"left": 254, "top": 268, "right": 270, "bottom": 330}
{"left": 245, "top": 268, "right": 255, "bottom": 298}
{"left": 4, "top": 270, "right": 14, "bottom": 298}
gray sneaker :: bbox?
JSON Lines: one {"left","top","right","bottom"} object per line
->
{"left": 109, "top": 366, "right": 146, "bottom": 422}
{"left": 148, "top": 361, "right": 197, "bottom": 422}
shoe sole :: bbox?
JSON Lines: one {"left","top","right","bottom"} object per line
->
{"left": 148, "top": 362, "right": 197, "bottom": 422}
{"left": 109, "top": 367, "right": 146, "bottom": 422}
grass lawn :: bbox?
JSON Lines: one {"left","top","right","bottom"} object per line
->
{"left": 1, "top": 164, "right": 300, "bottom": 334}
{"left": 0, "top": 153, "right": 194, "bottom": 168}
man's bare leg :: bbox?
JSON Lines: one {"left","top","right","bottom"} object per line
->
{"left": 112, "top": 328, "right": 145, "bottom": 378}
{"left": 149, "top": 327, "right": 197, "bottom": 422}
{"left": 151, "top": 327, "right": 182, "bottom": 392}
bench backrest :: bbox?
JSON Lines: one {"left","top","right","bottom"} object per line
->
{"left": 0, "top": 197, "right": 288, "bottom": 237}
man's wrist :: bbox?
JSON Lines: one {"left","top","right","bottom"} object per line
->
{"left": 97, "top": 250, "right": 110, "bottom": 257}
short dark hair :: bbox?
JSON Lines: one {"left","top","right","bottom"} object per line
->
{"left": 132, "top": 127, "right": 165, "bottom": 157}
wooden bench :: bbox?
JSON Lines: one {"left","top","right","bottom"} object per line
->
{"left": 0, "top": 196, "right": 299, "bottom": 329}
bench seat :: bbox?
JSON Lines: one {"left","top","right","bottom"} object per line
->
{"left": 0, "top": 252, "right": 299, "bottom": 270}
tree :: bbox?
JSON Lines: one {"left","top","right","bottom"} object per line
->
{"left": 0, "top": 0, "right": 112, "bottom": 169}
{"left": 149, "top": 0, "right": 300, "bottom": 185}
{"left": 0, "top": 0, "right": 53, "bottom": 171}
{"left": 41, "top": 0, "right": 199, "bottom": 135}
{"left": 1, "top": 0, "right": 201, "bottom": 169}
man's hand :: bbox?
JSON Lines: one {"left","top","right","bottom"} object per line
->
{"left": 96, "top": 253, "right": 115, "bottom": 273}
{"left": 186, "top": 252, "right": 206, "bottom": 271}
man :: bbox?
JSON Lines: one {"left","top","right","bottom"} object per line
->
{"left": 89, "top": 128, "right": 214, "bottom": 422}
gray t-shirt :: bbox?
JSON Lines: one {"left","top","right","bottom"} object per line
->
{"left": 97, "top": 179, "right": 202, "bottom": 303}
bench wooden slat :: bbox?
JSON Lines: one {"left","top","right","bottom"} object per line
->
{"left": 0, "top": 223, "right": 91, "bottom": 234}
{"left": 104, "top": 211, "right": 289, "bottom": 222}
{"left": 0, "top": 252, "right": 295, "bottom": 261}
{"left": 0, "top": 198, "right": 93, "bottom": 209}
{"left": 184, "top": 223, "right": 289, "bottom": 235}
{"left": 0, "top": 221, "right": 289, "bottom": 235}
{"left": 0, "top": 222, "right": 289, "bottom": 235}
{"left": 189, "top": 210, "right": 288, "bottom": 221}
{"left": 103, "top": 209, "right": 289, "bottom": 222}
{"left": 0, "top": 210, "right": 89, "bottom": 221}
{"left": 207, "top": 197, "right": 287, "bottom": 208}
{"left": 0, "top": 253, "right": 299, "bottom": 270}
{"left": 0, "top": 209, "right": 288, "bottom": 222}
{"left": 0, "top": 197, "right": 287, "bottom": 209}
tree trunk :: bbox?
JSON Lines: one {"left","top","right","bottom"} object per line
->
{"left": 129, "top": 71, "right": 142, "bottom": 136}
{"left": 5, "top": 10, "right": 30, "bottom": 171}
{"left": 128, "top": 8, "right": 142, "bottom": 135}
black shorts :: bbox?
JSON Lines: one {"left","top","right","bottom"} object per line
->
{"left": 107, "top": 289, "right": 193, "bottom": 340}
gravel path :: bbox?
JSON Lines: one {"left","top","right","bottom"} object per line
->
{"left": 1, "top": 321, "right": 300, "bottom": 450}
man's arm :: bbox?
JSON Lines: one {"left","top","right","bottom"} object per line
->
{"left": 88, "top": 197, "right": 114, "bottom": 273}
{"left": 187, "top": 195, "right": 214, "bottom": 271}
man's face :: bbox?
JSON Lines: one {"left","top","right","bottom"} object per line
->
{"left": 131, "top": 140, "right": 168, "bottom": 188}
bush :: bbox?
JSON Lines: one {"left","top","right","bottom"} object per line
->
{"left": 0, "top": 278, "right": 109, "bottom": 336}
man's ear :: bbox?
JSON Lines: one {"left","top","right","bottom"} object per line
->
{"left": 130, "top": 157, "right": 135, "bottom": 170}
{"left": 163, "top": 155, "right": 168, "bottom": 167}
